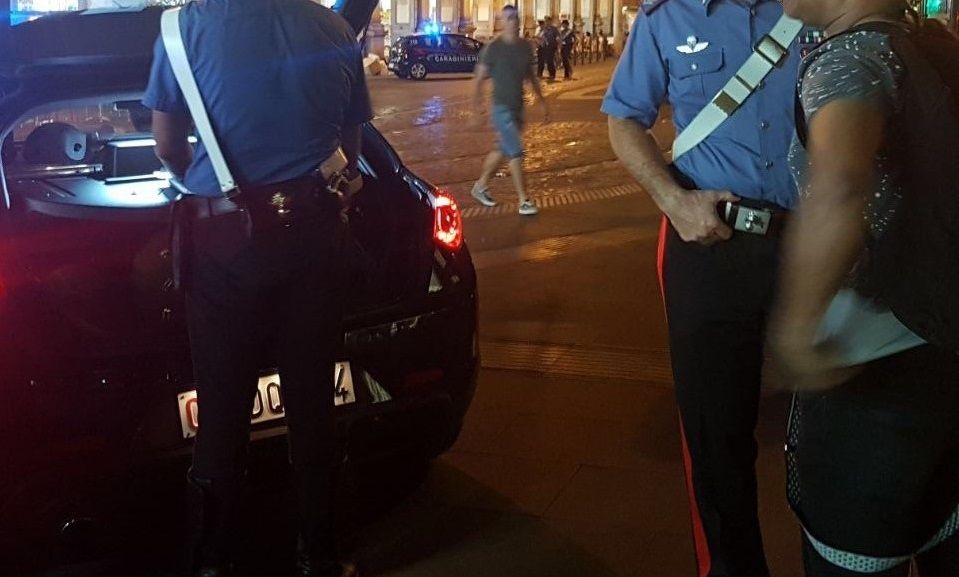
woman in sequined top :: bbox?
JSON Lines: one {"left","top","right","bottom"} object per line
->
{"left": 771, "top": 0, "right": 959, "bottom": 575}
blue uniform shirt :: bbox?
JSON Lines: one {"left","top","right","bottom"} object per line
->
{"left": 602, "top": 0, "right": 800, "bottom": 209}
{"left": 143, "top": 0, "right": 373, "bottom": 197}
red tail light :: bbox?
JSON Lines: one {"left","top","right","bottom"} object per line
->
{"left": 433, "top": 190, "right": 463, "bottom": 251}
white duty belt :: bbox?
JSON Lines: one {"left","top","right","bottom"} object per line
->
{"left": 671, "top": 14, "right": 804, "bottom": 161}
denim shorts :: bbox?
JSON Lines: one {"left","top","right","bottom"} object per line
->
{"left": 491, "top": 104, "right": 524, "bottom": 159}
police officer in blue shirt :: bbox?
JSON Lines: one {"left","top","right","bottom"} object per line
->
{"left": 143, "top": 0, "right": 371, "bottom": 575}
{"left": 604, "top": 1, "right": 800, "bottom": 575}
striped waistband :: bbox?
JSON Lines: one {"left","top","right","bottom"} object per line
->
{"left": 803, "top": 503, "right": 959, "bottom": 573}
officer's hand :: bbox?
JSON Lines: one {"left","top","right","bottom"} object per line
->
{"left": 663, "top": 189, "right": 738, "bottom": 246}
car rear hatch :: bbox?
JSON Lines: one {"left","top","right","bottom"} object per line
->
{"left": 0, "top": 7, "right": 469, "bottom": 430}
{"left": 0, "top": 0, "right": 476, "bottom": 558}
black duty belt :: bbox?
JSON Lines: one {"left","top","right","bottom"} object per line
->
{"left": 180, "top": 174, "right": 342, "bottom": 222}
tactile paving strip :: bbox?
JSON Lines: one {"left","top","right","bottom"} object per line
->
{"left": 461, "top": 183, "right": 642, "bottom": 219}
{"left": 480, "top": 339, "right": 673, "bottom": 384}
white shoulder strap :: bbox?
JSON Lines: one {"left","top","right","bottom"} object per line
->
{"left": 160, "top": 8, "right": 237, "bottom": 196}
{"left": 671, "top": 14, "right": 804, "bottom": 161}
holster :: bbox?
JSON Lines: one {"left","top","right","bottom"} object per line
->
{"left": 164, "top": 149, "right": 360, "bottom": 293}
{"left": 169, "top": 198, "right": 193, "bottom": 292}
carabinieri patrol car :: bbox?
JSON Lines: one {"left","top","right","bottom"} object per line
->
{"left": 388, "top": 32, "right": 483, "bottom": 80}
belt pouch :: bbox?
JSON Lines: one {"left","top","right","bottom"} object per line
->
{"left": 241, "top": 177, "right": 333, "bottom": 234}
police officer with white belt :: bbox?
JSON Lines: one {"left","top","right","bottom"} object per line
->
{"left": 143, "top": 0, "right": 371, "bottom": 575}
{"left": 604, "top": 1, "right": 802, "bottom": 575}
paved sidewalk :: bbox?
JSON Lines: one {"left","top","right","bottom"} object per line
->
{"left": 353, "top": 192, "right": 803, "bottom": 577}
{"left": 369, "top": 60, "right": 636, "bottom": 210}
{"left": 352, "top": 59, "right": 804, "bottom": 577}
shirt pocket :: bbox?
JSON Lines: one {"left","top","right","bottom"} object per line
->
{"left": 667, "top": 48, "right": 725, "bottom": 102}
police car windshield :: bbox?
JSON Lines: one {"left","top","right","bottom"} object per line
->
{"left": 407, "top": 36, "right": 445, "bottom": 48}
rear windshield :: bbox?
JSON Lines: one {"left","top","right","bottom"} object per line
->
{"left": 1, "top": 96, "right": 395, "bottom": 214}
{"left": 1, "top": 97, "right": 171, "bottom": 217}
{"left": 9, "top": 100, "right": 147, "bottom": 143}
{"left": 3, "top": 99, "right": 156, "bottom": 179}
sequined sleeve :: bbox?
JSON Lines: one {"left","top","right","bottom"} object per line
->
{"left": 800, "top": 31, "right": 905, "bottom": 123}
{"left": 796, "top": 31, "right": 907, "bottom": 239}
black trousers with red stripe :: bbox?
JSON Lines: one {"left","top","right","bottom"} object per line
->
{"left": 658, "top": 219, "right": 781, "bottom": 577}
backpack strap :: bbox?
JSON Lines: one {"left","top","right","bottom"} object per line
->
{"left": 795, "top": 90, "right": 808, "bottom": 149}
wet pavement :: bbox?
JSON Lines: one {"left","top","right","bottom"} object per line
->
{"left": 368, "top": 60, "right": 671, "bottom": 208}
{"left": 351, "top": 60, "right": 805, "bottom": 577}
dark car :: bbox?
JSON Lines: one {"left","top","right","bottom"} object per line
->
{"left": 0, "top": 7, "right": 477, "bottom": 572}
{"left": 387, "top": 33, "right": 483, "bottom": 80}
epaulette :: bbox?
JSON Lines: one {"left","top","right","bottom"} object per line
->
{"left": 641, "top": 0, "right": 670, "bottom": 15}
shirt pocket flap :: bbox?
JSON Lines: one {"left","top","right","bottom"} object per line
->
{"left": 670, "top": 48, "right": 724, "bottom": 80}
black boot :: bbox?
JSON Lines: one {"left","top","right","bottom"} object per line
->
{"left": 291, "top": 463, "right": 355, "bottom": 577}
{"left": 186, "top": 470, "right": 244, "bottom": 577}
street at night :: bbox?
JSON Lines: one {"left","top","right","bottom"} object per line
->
{"left": 11, "top": 1, "right": 959, "bottom": 574}
{"left": 0, "top": 0, "right": 959, "bottom": 577}
{"left": 343, "top": 62, "right": 803, "bottom": 577}
{"left": 2, "top": 59, "right": 804, "bottom": 577}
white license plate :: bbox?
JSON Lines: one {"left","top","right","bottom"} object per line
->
{"left": 177, "top": 362, "right": 356, "bottom": 439}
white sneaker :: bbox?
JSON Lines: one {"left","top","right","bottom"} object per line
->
{"left": 518, "top": 200, "right": 539, "bottom": 216}
{"left": 471, "top": 183, "right": 497, "bottom": 207}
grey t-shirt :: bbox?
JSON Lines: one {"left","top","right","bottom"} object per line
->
{"left": 789, "top": 28, "right": 925, "bottom": 365}
{"left": 479, "top": 37, "right": 535, "bottom": 114}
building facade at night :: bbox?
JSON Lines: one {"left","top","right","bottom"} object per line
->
{"left": 919, "top": 0, "right": 958, "bottom": 29}
{"left": 387, "top": 0, "right": 635, "bottom": 51}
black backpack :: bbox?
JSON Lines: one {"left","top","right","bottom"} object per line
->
{"left": 797, "top": 21, "right": 959, "bottom": 352}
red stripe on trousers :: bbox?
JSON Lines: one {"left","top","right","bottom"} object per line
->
{"left": 657, "top": 216, "right": 712, "bottom": 577}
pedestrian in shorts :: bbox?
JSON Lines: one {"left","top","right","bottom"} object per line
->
{"left": 470, "top": 4, "right": 550, "bottom": 216}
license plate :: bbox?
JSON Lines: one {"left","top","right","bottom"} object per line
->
{"left": 177, "top": 362, "right": 356, "bottom": 439}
